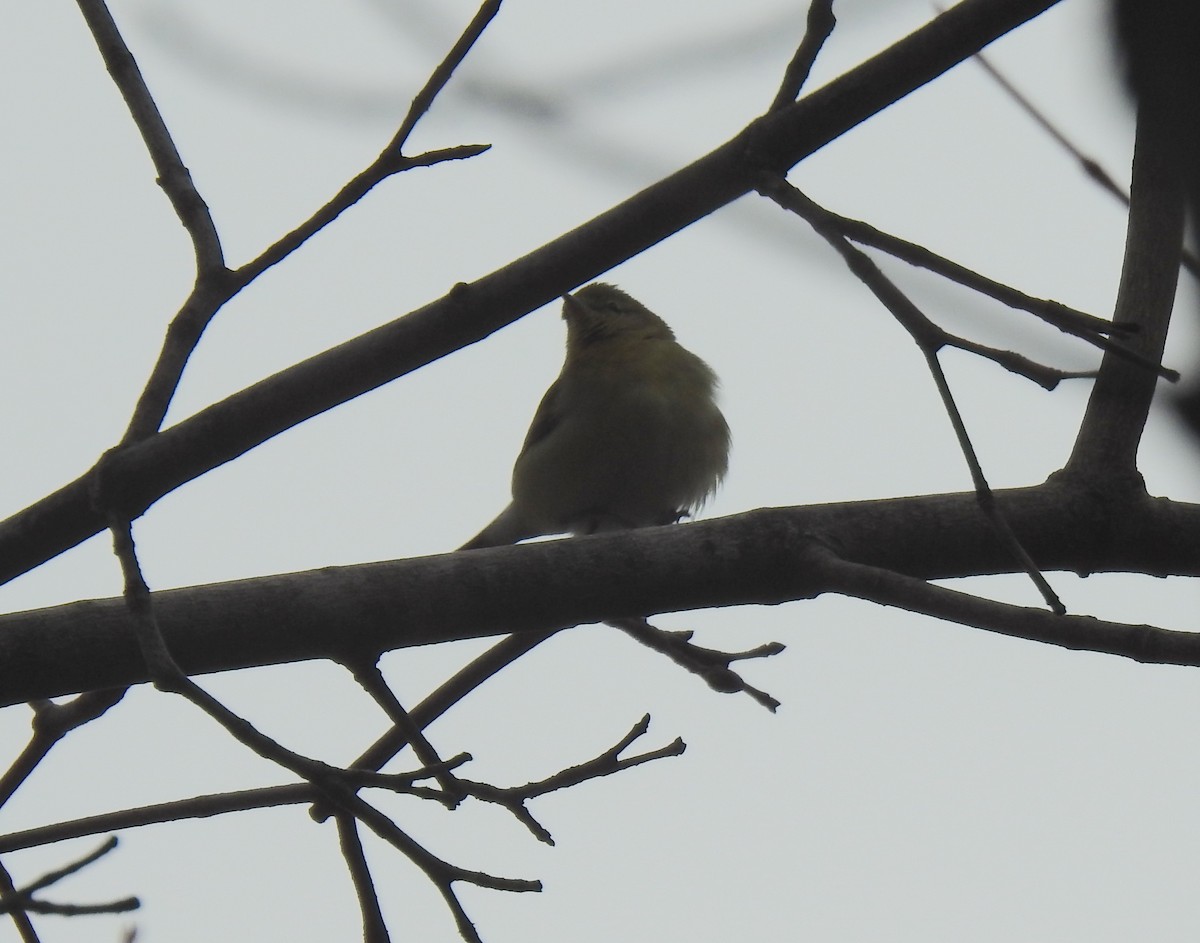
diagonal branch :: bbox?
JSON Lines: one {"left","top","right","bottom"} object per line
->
{"left": 0, "top": 861, "right": 38, "bottom": 943}
{"left": 761, "top": 176, "right": 1065, "bottom": 612}
{"left": 74, "top": 0, "right": 222, "bottom": 274}
{"left": 0, "top": 0, "right": 1065, "bottom": 588}
{"left": 0, "top": 690, "right": 125, "bottom": 812}
{"left": 807, "top": 540, "right": 1195, "bottom": 663}
{"left": 336, "top": 814, "right": 391, "bottom": 943}
{"left": 769, "top": 0, "right": 836, "bottom": 111}
{"left": 391, "top": 0, "right": 502, "bottom": 149}
{"left": 791, "top": 200, "right": 1175, "bottom": 378}
{"left": 1064, "top": 100, "right": 1186, "bottom": 485}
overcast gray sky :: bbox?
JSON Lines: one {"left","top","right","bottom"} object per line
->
{"left": 3, "top": 1, "right": 1200, "bottom": 941}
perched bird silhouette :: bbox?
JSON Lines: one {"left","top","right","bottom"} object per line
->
{"left": 462, "top": 283, "right": 730, "bottom": 550}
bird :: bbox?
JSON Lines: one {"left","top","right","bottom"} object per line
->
{"left": 462, "top": 282, "right": 730, "bottom": 550}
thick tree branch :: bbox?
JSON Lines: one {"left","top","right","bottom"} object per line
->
{"left": 1, "top": 481, "right": 1197, "bottom": 705}
{"left": 0, "top": 0, "right": 1063, "bottom": 587}
{"left": 1065, "top": 100, "right": 1185, "bottom": 483}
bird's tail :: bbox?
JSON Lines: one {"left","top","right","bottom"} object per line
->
{"left": 459, "top": 504, "right": 534, "bottom": 550}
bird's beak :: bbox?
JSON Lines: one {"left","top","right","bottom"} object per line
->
{"left": 561, "top": 293, "right": 581, "bottom": 319}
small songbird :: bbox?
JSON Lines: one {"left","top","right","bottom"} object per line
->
{"left": 462, "top": 283, "right": 730, "bottom": 550}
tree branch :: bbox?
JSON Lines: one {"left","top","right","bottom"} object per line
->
{"left": 809, "top": 542, "right": 1194, "bottom": 663}
{"left": 74, "top": 0, "right": 222, "bottom": 274}
{"left": 0, "top": 0, "right": 1064, "bottom": 587}
{"left": 1, "top": 481, "right": 1197, "bottom": 705}
{"left": 769, "top": 0, "right": 835, "bottom": 111}
{"left": 1064, "top": 100, "right": 1186, "bottom": 483}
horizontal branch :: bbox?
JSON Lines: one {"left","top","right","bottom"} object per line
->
{"left": 0, "top": 0, "right": 1063, "bottom": 586}
{"left": 0, "top": 479, "right": 1196, "bottom": 706}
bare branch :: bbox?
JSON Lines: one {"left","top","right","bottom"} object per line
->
{"left": 73, "top": 0, "right": 222, "bottom": 273}
{"left": 760, "top": 176, "right": 1065, "bottom": 611}
{"left": 1065, "top": 101, "right": 1186, "bottom": 484}
{"left": 0, "top": 786, "right": 319, "bottom": 855}
{"left": 758, "top": 178, "right": 1102, "bottom": 389}
{"left": 460, "top": 715, "right": 686, "bottom": 844}
{"left": 769, "top": 0, "right": 836, "bottom": 111}
{"left": 0, "top": 860, "right": 39, "bottom": 943}
{"left": 311, "top": 629, "right": 562, "bottom": 824}
{"left": 965, "top": 25, "right": 1200, "bottom": 281}
{"left": 347, "top": 798, "right": 540, "bottom": 943}
{"left": 2, "top": 898, "right": 139, "bottom": 918}
{"left": 76, "top": 0, "right": 497, "bottom": 446}
{"left": 0, "top": 839, "right": 137, "bottom": 921}
{"left": 11, "top": 838, "right": 119, "bottom": 899}
{"left": 235, "top": 133, "right": 490, "bottom": 288}
{"left": 920, "top": 351, "right": 1064, "bottom": 613}
{"left": 0, "top": 0, "right": 1066, "bottom": 587}
{"left": 336, "top": 814, "right": 391, "bottom": 943}
{"left": 97, "top": 509, "right": 442, "bottom": 824}
{"left": 5, "top": 485, "right": 1200, "bottom": 705}
{"left": 232, "top": 0, "right": 503, "bottom": 286}
{"left": 346, "top": 660, "right": 467, "bottom": 807}
{"left": 807, "top": 541, "right": 1198, "bottom": 664}
{"left": 790, "top": 199, "right": 1177, "bottom": 379}
{"left": 610, "top": 617, "right": 784, "bottom": 710}
{"left": 391, "top": 0, "right": 503, "bottom": 149}
{"left": 0, "top": 690, "right": 125, "bottom": 812}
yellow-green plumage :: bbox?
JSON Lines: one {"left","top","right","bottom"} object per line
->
{"left": 462, "top": 283, "right": 730, "bottom": 549}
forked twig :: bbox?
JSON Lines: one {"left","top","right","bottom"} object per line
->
{"left": 457, "top": 715, "right": 685, "bottom": 844}
{"left": 761, "top": 176, "right": 1065, "bottom": 613}
{"left": 609, "top": 617, "right": 784, "bottom": 711}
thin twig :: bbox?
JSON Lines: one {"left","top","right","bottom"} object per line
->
{"left": 0, "top": 786, "right": 319, "bottom": 854}
{"left": 459, "top": 715, "right": 685, "bottom": 844}
{"left": 99, "top": 513, "right": 393, "bottom": 820}
{"left": 609, "top": 617, "right": 784, "bottom": 711}
{"left": 807, "top": 203, "right": 1177, "bottom": 380}
{"left": 921, "top": 350, "right": 1065, "bottom": 612}
{"left": 0, "top": 690, "right": 126, "bottom": 812}
{"left": 336, "top": 814, "right": 391, "bottom": 943}
{"left": 391, "top": 0, "right": 503, "bottom": 148}
{"left": 462, "top": 716, "right": 682, "bottom": 844}
{"left": 77, "top": 0, "right": 498, "bottom": 444}
{"left": 769, "top": 0, "right": 836, "bottom": 111}
{"left": 15, "top": 838, "right": 119, "bottom": 898}
{"left": 951, "top": 8, "right": 1200, "bottom": 280}
{"left": 236, "top": 147, "right": 488, "bottom": 285}
{"left": 0, "top": 840, "right": 136, "bottom": 919}
{"left": 0, "top": 0, "right": 1069, "bottom": 587}
{"left": 0, "top": 860, "right": 39, "bottom": 943}
{"left": 761, "top": 178, "right": 1093, "bottom": 389}
{"left": 74, "top": 0, "right": 230, "bottom": 442}
{"left": 347, "top": 660, "right": 467, "bottom": 806}
{"left": 347, "top": 796, "right": 540, "bottom": 943}
{"left": 974, "top": 45, "right": 1130, "bottom": 206}
{"left": 805, "top": 539, "right": 1193, "bottom": 663}
{"left": 74, "top": 0, "right": 222, "bottom": 272}
{"left": 761, "top": 175, "right": 1065, "bottom": 613}
{"left": 235, "top": 0, "right": 501, "bottom": 286}
{"left": 73, "top": 0, "right": 239, "bottom": 445}
{"left": 761, "top": 179, "right": 1166, "bottom": 383}
{"left": 311, "top": 629, "right": 563, "bottom": 823}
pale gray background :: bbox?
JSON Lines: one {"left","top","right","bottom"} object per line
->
{"left": 2, "top": 1, "right": 1199, "bottom": 941}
